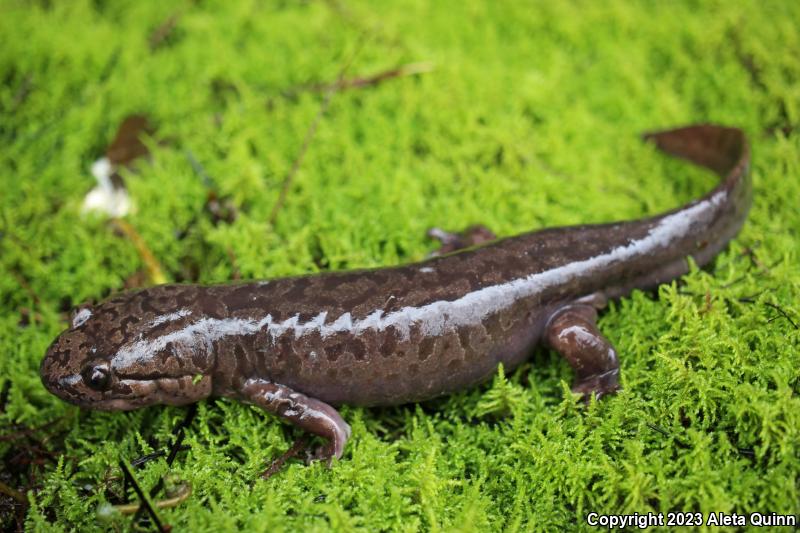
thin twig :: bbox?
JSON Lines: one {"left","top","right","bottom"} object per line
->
{"left": 337, "top": 61, "right": 433, "bottom": 89}
{"left": 763, "top": 302, "right": 798, "bottom": 329}
{"left": 130, "top": 446, "right": 191, "bottom": 469}
{"left": 131, "top": 405, "right": 197, "bottom": 524}
{"left": 287, "top": 61, "right": 434, "bottom": 96}
{"left": 0, "top": 380, "right": 9, "bottom": 413}
{"left": 165, "top": 404, "right": 197, "bottom": 467}
{"left": 737, "top": 297, "right": 798, "bottom": 330}
{"left": 185, "top": 149, "right": 214, "bottom": 188}
{"left": 735, "top": 289, "right": 772, "bottom": 301}
{"left": 267, "top": 39, "right": 367, "bottom": 226}
{"left": 646, "top": 423, "right": 690, "bottom": 449}
{"left": 646, "top": 423, "right": 669, "bottom": 437}
{"left": 149, "top": 13, "right": 180, "bottom": 51}
{"left": 118, "top": 460, "right": 166, "bottom": 533}
{"left": 267, "top": 90, "right": 336, "bottom": 226}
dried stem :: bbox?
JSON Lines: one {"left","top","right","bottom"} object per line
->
{"left": 111, "top": 218, "right": 167, "bottom": 285}
{"left": 113, "top": 482, "right": 192, "bottom": 515}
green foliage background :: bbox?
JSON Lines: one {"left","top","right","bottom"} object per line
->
{"left": 1, "top": 0, "right": 798, "bottom": 531}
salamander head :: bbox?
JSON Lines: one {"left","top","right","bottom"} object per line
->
{"left": 40, "top": 288, "right": 214, "bottom": 411}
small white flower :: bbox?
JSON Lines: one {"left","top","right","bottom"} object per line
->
{"left": 82, "top": 156, "right": 132, "bottom": 217}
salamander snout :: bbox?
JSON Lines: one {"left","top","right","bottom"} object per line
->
{"left": 41, "top": 330, "right": 213, "bottom": 411}
{"left": 41, "top": 298, "right": 216, "bottom": 411}
{"left": 40, "top": 334, "right": 106, "bottom": 408}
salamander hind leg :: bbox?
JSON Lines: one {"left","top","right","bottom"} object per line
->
{"left": 239, "top": 379, "right": 351, "bottom": 464}
{"left": 426, "top": 224, "right": 497, "bottom": 256}
{"left": 545, "top": 303, "right": 620, "bottom": 400}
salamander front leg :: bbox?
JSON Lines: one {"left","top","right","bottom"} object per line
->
{"left": 240, "top": 379, "right": 351, "bottom": 463}
{"left": 545, "top": 304, "right": 620, "bottom": 399}
{"left": 426, "top": 224, "right": 497, "bottom": 256}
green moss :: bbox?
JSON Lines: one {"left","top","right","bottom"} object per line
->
{"left": 2, "top": 0, "right": 798, "bottom": 531}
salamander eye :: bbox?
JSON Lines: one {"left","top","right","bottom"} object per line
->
{"left": 82, "top": 364, "right": 111, "bottom": 391}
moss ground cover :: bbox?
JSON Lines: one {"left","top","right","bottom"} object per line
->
{"left": 1, "top": 0, "right": 798, "bottom": 531}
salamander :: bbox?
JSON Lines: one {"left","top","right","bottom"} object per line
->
{"left": 40, "top": 124, "right": 751, "bottom": 461}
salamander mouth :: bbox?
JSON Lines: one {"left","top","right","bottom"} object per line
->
{"left": 49, "top": 374, "right": 211, "bottom": 410}
{"left": 108, "top": 375, "right": 212, "bottom": 409}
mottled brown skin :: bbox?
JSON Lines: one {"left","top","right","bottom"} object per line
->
{"left": 41, "top": 125, "right": 751, "bottom": 461}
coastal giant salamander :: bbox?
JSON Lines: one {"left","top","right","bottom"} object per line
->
{"left": 41, "top": 125, "right": 751, "bottom": 461}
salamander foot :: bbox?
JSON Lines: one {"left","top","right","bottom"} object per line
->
{"left": 571, "top": 368, "right": 620, "bottom": 400}
{"left": 545, "top": 303, "right": 621, "bottom": 400}
{"left": 426, "top": 224, "right": 497, "bottom": 256}
{"left": 240, "top": 379, "right": 351, "bottom": 465}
